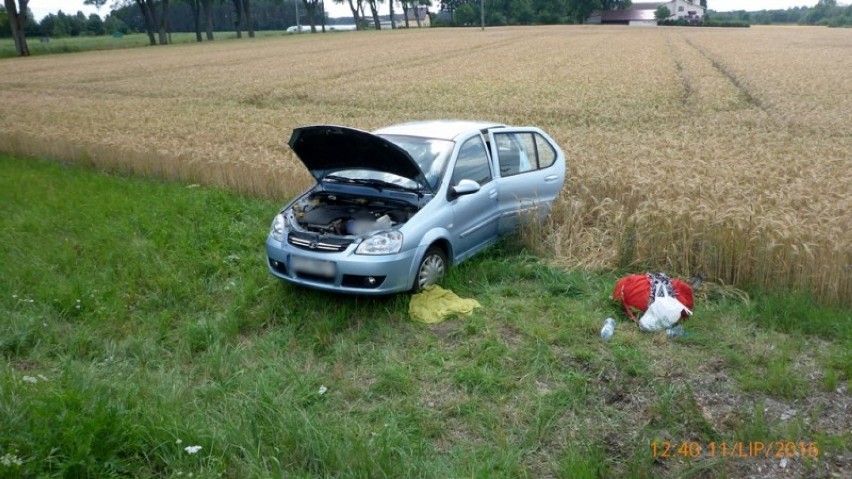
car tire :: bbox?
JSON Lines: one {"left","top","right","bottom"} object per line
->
{"left": 412, "top": 246, "right": 447, "bottom": 292}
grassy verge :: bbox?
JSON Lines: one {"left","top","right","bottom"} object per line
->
{"left": 1, "top": 155, "right": 849, "bottom": 478}
{"left": 0, "top": 31, "right": 298, "bottom": 58}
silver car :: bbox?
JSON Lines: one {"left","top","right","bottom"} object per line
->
{"left": 266, "top": 120, "right": 565, "bottom": 294}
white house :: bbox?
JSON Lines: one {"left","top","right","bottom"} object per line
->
{"left": 587, "top": 1, "right": 705, "bottom": 26}
{"left": 402, "top": 6, "right": 431, "bottom": 28}
{"left": 661, "top": 0, "right": 705, "bottom": 22}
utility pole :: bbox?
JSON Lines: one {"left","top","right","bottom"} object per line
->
{"left": 480, "top": 0, "right": 485, "bottom": 31}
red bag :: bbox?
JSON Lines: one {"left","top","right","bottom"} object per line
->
{"left": 672, "top": 279, "right": 694, "bottom": 315}
{"left": 612, "top": 274, "right": 694, "bottom": 322}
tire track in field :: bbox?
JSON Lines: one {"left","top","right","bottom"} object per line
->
{"left": 665, "top": 36, "right": 693, "bottom": 110}
{"left": 664, "top": 32, "right": 746, "bottom": 115}
{"left": 664, "top": 32, "right": 772, "bottom": 118}
{"left": 681, "top": 36, "right": 767, "bottom": 112}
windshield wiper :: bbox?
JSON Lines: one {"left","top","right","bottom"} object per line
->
{"left": 324, "top": 175, "right": 418, "bottom": 193}
{"left": 324, "top": 175, "right": 353, "bottom": 183}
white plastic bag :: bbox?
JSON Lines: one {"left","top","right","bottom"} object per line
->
{"left": 639, "top": 284, "right": 692, "bottom": 332}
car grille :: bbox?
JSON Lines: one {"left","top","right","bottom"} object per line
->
{"left": 288, "top": 232, "right": 352, "bottom": 253}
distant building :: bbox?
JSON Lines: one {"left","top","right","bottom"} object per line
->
{"left": 587, "top": 1, "right": 705, "bottom": 26}
{"left": 402, "top": 6, "right": 431, "bottom": 28}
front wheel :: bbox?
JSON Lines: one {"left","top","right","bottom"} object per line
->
{"left": 412, "top": 246, "right": 447, "bottom": 292}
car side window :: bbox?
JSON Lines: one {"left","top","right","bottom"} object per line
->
{"left": 535, "top": 134, "right": 557, "bottom": 168}
{"left": 495, "top": 132, "right": 557, "bottom": 176}
{"left": 451, "top": 136, "right": 492, "bottom": 186}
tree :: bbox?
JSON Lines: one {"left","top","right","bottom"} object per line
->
{"left": 41, "top": 12, "right": 67, "bottom": 37}
{"left": 4, "top": 0, "right": 29, "bottom": 55}
{"left": 183, "top": 0, "right": 202, "bottom": 41}
{"left": 201, "top": 0, "right": 214, "bottom": 40}
{"left": 103, "top": 14, "right": 129, "bottom": 34}
{"left": 401, "top": 0, "right": 429, "bottom": 27}
{"left": 158, "top": 0, "right": 171, "bottom": 44}
{"left": 116, "top": 0, "right": 167, "bottom": 44}
{"left": 3, "top": 0, "right": 30, "bottom": 57}
{"left": 804, "top": 0, "right": 838, "bottom": 24}
{"left": 366, "top": 0, "right": 381, "bottom": 29}
{"left": 509, "top": 0, "right": 534, "bottom": 23}
{"left": 454, "top": 2, "right": 476, "bottom": 24}
{"left": 300, "top": 0, "right": 317, "bottom": 31}
{"left": 231, "top": 0, "right": 243, "bottom": 36}
{"left": 599, "top": 0, "right": 630, "bottom": 10}
{"left": 71, "top": 11, "right": 88, "bottom": 36}
{"left": 335, "top": 0, "right": 364, "bottom": 29}
{"left": 244, "top": 0, "right": 254, "bottom": 37}
{"left": 126, "top": 0, "right": 159, "bottom": 45}
{"left": 400, "top": 0, "right": 410, "bottom": 26}
{"left": 568, "top": 0, "right": 601, "bottom": 24}
{"left": 86, "top": 13, "right": 106, "bottom": 34}
{"left": 654, "top": 5, "right": 670, "bottom": 21}
{"left": 230, "top": 0, "right": 255, "bottom": 38}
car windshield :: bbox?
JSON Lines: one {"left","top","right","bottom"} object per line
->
{"left": 380, "top": 135, "right": 455, "bottom": 190}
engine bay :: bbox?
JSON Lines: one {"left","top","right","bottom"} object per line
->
{"left": 291, "top": 192, "right": 417, "bottom": 236}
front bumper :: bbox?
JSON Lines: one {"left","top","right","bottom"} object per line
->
{"left": 265, "top": 234, "right": 419, "bottom": 295}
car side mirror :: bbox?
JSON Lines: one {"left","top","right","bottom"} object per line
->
{"left": 450, "top": 179, "right": 481, "bottom": 199}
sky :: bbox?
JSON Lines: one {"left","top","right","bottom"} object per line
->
{"left": 26, "top": 1, "right": 826, "bottom": 23}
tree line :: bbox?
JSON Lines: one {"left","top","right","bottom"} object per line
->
{"left": 2, "top": 0, "right": 850, "bottom": 56}
{"left": 709, "top": 0, "right": 852, "bottom": 27}
{"left": 437, "top": 0, "right": 632, "bottom": 26}
{"left": 0, "top": 0, "right": 437, "bottom": 53}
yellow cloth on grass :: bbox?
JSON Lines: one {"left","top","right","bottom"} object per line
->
{"left": 409, "top": 285, "right": 482, "bottom": 324}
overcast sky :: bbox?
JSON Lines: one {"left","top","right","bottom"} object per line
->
{"left": 27, "top": 1, "right": 826, "bottom": 23}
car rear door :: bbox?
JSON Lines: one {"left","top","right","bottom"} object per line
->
{"left": 487, "top": 128, "right": 565, "bottom": 233}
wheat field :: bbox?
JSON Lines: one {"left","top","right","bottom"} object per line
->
{"left": 1, "top": 26, "right": 849, "bottom": 304}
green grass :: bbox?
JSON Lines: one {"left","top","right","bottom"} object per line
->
{"left": 0, "top": 155, "right": 849, "bottom": 478}
{"left": 0, "top": 31, "right": 299, "bottom": 58}
{"left": 748, "top": 290, "right": 851, "bottom": 340}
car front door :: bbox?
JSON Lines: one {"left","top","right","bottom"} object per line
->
{"left": 488, "top": 128, "right": 565, "bottom": 233}
{"left": 447, "top": 134, "right": 500, "bottom": 262}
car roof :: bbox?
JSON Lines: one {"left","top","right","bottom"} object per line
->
{"left": 374, "top": 120, "right": 506, "bottom": 141}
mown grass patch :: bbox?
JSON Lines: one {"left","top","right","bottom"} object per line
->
{"left": 1, "top": 156, "right": 849, "bottom": 478}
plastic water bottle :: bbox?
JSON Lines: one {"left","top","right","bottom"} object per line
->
{"left": 600, "top": 317, "right": 616, "bottom": 341}
{"left": 666, "top": 325, "right": 688, "bottom": 339}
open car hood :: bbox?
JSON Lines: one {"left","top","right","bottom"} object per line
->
{"left": 289, "top": 125, "right": 432, "bottom": 192}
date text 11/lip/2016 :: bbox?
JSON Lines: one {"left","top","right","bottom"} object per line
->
{"left": 650, "top": 441, "right": 820, "bottom": 459}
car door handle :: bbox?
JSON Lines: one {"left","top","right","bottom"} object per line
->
{"left": 488, "top": 189, "right": 498, "bottom": 199}
{"left": 544, "top": 175, "right": 560, "bottom": 182}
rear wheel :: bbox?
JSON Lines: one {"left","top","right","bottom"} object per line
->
{"left": 412, "top": 246, "right": 447, "bottom": 292}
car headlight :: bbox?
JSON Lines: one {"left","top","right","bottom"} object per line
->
{"left": 270, "top": 213, "right": 286, "bottom": 242}
{"left": 355, "top": 231, "right": 403, "bottom": 255}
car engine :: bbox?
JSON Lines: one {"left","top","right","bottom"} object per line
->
{"left": 291, "top": 192, "right": 416, "bottom": 236}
